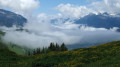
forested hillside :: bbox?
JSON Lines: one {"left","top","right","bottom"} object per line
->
{"left": 0, "top": 41, "right": 120, "bottom": 67}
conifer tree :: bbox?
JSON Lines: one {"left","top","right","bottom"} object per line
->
{"left": 49, "top": 42, "right": 55, "bottom": 51}
{"left": 41, "top": 47, "right": 45, "bottom": 53}
{"left": 60, "top": 43, "right": 68, "bottom": 51}
{"left": 55, "top": 43, "right": 60, "bottom": 51}
{"left": 36, "top": 48, "right": 41, "bottom": 54}
{"left": 28, "top": 51, "right": 31, "bottom": 56}
{"left": 33, "top": 49, "right": 36, "bottom": 55}
{"left": 49, "top": 42, "right": 53, "bottom": 50}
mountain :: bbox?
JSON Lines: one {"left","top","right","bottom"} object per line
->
{"left": 0, "top": 9, "right": 27, "bottom": 27}
{"left": 0, "top": 41, "right": 120, "bottom": 67}
{"left": 75, "top": 12, "right": 120, "bottom": 29}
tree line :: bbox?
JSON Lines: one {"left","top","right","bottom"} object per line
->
{"left": 27, "top": 43, "right": 68, "bottom": 55}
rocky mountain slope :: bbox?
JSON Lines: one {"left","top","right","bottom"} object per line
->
{"left": 0, "top": 9, "right": 27, "bottom": 27}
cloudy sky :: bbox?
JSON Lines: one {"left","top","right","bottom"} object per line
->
{"left": 35, "top": 0, "right": 101, "bottom": 15}
{"left": 0, "top": 0, "right": 120, "bottom": 18}
{"left": 0, "top": 0, "right": 120, "bottom": 48}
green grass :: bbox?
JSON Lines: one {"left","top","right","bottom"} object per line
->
{"left": 0, "top": 30, "right": 27, "bottom": 55}
{"left": 0, "top": 41, "right": 120, "bottom": 67}
{"left": 0, "top": 40, "right": 27, "bottom": 55}
{"left": 83, "top": 53, "right": 120, "bottom": 67}
{"left": 7, "top": 44, "right": 26, "bottom": 55}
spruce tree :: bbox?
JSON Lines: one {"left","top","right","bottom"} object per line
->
{"left": 55, "top": 43, "right": 60, "bottom": 51}
{"left": 36, "top": 48, "right": 41, "bottom": 54}
{"left": 60, "top": 43, "right": 68, "bottom": 51}
{"left": 28, "top": 51, "right": 31, "bottom": 56}
{"left": 33, "top": 49, "right": 36, "bottom": 55}
{"left": 41, "top": 47, "right": 45, "bottom": 53}
{"left": 49, "top": 42, "right": 56, "bottom": 51}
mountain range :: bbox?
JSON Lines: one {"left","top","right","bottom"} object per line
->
{"left": 75, "top": 12, "right": 120, "bottom": 29}
{"left": 0, "top": 9, "right": 120, "bottom": 29}
{"left": 0, "top": 9, "right": 27, "bottom": 27}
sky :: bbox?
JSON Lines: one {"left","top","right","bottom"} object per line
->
{"left": 0, "top": 0, "right": 120, "bottom": 48}
{"left": 36, "top": 0, "right": 101, "bottom": 15}
{"left": 0, "top": 0, "right": 120, "bottom": 18}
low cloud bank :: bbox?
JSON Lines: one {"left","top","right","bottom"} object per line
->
{"left": 1, "top": 23, "right": 120, "bottom": 48}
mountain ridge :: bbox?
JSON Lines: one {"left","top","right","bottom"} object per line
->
{"left": 0, "top": 9, "right": 27, "bottom": 27}
{"left": 75, "top": 12, "right": 120, "bottom": 29}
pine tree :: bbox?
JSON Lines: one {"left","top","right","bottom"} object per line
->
{"left": 55, "top": 43, "right": 60, "bottom": 51}
{"left": 28, "top": 51, "right": 31, "bottom": 56}
{"left": 49, "top": 42, "right": 56, "bottom": 51}
{"left": 41, "top": 47, "right": 45, "bottom": 53}
{"left": 60, "top": 43, "right": 68, "bottom": 51}
{"left": 36, "top": 48, "right": 41, "bottom": 54}
{"left": 33, "top": 49, "right": 36, "bottom": 55}
{"left": 49, "top": 42, "right": 53, "bottom": 51}
{"left": 52, "top": 43, "right": 56, "bottom": 51}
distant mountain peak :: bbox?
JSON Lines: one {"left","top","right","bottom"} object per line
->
{"left": 75, "top": 12, "right": 120, "bottom": 29}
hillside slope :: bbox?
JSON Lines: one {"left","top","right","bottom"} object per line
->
{"left": 0, "top": 39, "right": 27, "bottom": 55}
{"left": 0, "top": 30, "right": 28, "bottom": 55}
{"left": 0, "top": 45, "right": 22, "bottom": 67}
{"left": 32, "top": 41, "right": 120, "bottom": 67}
{"left": 0, "top": 9, "right": 27, "bottom": 27}
{"left": 0, "top": 41, "right": 120, "bottom": 67}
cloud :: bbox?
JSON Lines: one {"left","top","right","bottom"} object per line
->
{"left": 56, "top": 0, "right": 120, "bottom": 19}
{"left": 91, "top": 0, "right": 120, "bottom": 14}
{"left": 0, "top": 0, "right": 40, "bottom": 17}
{"left": 1, "top": 21, "right": 120, "bottom": 49}
{"left": 56, "top": 4, "right": 97, "bottom": 19}
{"left": 1, "top": 25, "right": 81, "bottom": 48}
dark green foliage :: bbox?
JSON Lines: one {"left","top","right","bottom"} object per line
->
{"left": 30, "top": 43, "right": 68, "bottom": 55}
{"left": 55, "top": 43, "right": 60, "bottom": 51}
{"left": 41, "top": 47, "right": 45, "bottom": 53}
{"left": 32, "top": 41, "right": 120, "bottom": 67}
{"left": 0, "top": 30, "right": 5, "bottom": 36}
{"left": 0, "top": 46, "right": 23, "bottom": 67}
{"left": 0, "top": 30, "right": 5, "bottom": 40}
{"left": 60, "top": 43, "right": 68, "bottom": 51}
{"left": 48, "top": 42, "right": 68, "bottom": 52}
{"left": 49, "top": 42, "right": 56, "bottom": 51}
{"left": 33, "top": 49, "right": 36, "bottom": 55}
{"left": 1, "top": 41, "right": 120, "bottom": 67}
{"left": 27, "top": 51, "right": 31, "bottom": 56}
{"left": 36, "top": 48, "right": 41, "bottom": 54}
{"left": 0, "top": 40, "right": 8, "bottom": 48}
